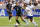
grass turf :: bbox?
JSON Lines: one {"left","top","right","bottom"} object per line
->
{"left": 0, "top": 17, "right": 40, "bottom": 27}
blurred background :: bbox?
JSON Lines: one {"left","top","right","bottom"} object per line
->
{"left": 0, "top": 0, "right": 40, "bottom": 17}
{"left": 0, "top": 0, "right": 40, "bottom": 27}
{"left": 0, "top": 0, "right": 40, "bottom": 9}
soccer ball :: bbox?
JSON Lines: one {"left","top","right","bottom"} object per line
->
{"left": 15, "top": 23, "right": 19, "bottom": 27}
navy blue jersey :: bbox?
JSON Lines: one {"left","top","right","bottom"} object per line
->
{"left": 13, "top": 5, "right": 22, "bottom": 14}
{"left": 6, "top": 4, "right": 12, "bottom": 11}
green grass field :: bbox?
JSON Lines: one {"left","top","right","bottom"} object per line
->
{"left": 0, "top": 17, "right": 40, "bottom": 27}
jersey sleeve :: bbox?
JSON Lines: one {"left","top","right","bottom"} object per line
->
{"left": 25, "top": 7, "right": 30, "bottom": 11}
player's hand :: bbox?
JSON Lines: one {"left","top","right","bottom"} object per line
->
{"left": 23, "top": 15, "right": 24, "bottom": 16}
{"left": 23, "top": 14, "right": 25, "bottom": 16}
{"left": 12, "top": 9, "right": 14, "bottom": 11}
{"left": 13, "top": 10, "right": 14, "bottom": 11}
{"left": 7, "top": 10, "right": 9, "bottom": 11}
{"left": 31, "top": 13, "right": 33, "bottom": 15}
{"left": 11, "top": 9, "right": 14, "bottom": 11}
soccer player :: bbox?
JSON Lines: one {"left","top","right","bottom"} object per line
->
{"left": 13, "top": 2, "right": 28, "bottom": 25}
{"left": 23, "top": 0, "right": 33, "bottom": 22}
{"left": 23, "top": 4, "right": 38, "bottom": 27}
{"left": 27, "top": 3, "right": 35, "bottom": 22}
{"left": 6, "top": 1, "right": 12, "bottom": 22}
{"left": 13, "top": 2, "right": 23, "bottom": 25}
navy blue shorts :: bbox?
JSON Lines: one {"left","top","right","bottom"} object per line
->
{"left": 16, "top": 12, "right": 22, "bottom": 17}
{"left": 27, "top": 16, "right": 33, "bottom": 19}
{"left": 7, "top": 11, "right": 12, "bottom": 14}
{"left": 16, "top": 14, "right": 21, "bottom": 17}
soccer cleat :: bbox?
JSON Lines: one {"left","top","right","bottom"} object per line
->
{"left": 35, "top": 24, "right": 38, "bottom": 27}
{"left": 15, "top": 23, "right": 19, "bottom": 27}
{"left": 9, "top": 20, "right": 11, "bottom": 22}
{"left": 26, "top": 23, "right": 29, "bottom": 26}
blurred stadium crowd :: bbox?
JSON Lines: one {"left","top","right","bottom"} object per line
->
{"left": 0, "top": 0, "right": 40, "bottom": 9}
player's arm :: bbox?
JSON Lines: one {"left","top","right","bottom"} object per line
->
{"left": 23, "top": 12, "right": 28, "bottom": 16}
{"left": 33, "top": 8, "right": 35, "bottom": 12}
{"left": 32, "top": 5, "right": 35, "bottom": 12}
{"left": 12, "top": 6, "right": 15, "bottom": 11}
{"left": 11, "top": 4, "right": 15, "bottom": 11}
{"left": 24, "top": 12, "right": 28, "bottom": 15}
{"left": 6, "top": 7, "right": 9, "bottom": 11}
{"left": 31, "top": 5, "right": 35, "bottom": 12}
{"left": 27, "top": 9, "right": 32, "bottom": 15}
{"left": 22, "top": 7, "right": 24, "bottom": 9}
{"left": 30, "top": 0, "right": 32, "bottom": 5}
{"left": 11, "top": 7, "right": 14, "bottom": 11}
{"left": 6, "top": 5, "right": 9, "bottom": 11}
{"left": 22, "top": 6, "right": 25, "bottom": 9}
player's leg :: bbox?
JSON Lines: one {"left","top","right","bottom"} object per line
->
{"left": 21, "top": 15, "right": 27, "bottom": 23}
{"left": 16, "top": 16, "right": 20, "bottom": 24}
{"left": 9, "top": 14, "right": 12, "bottom": 21}
{"left": 21, "top": 16, "right": 29, "bottom": 25}
{"left": 9, "top": 11, "right": 12, "bottom": 21}
{"left": 15, "top": 15, "right": 20, "bottom": 27}
{"left": 30, "top": 16, "right": 38, "bottom": 27}
{"left": 21, "top": 16, "right": 26, "bottom": 23}
{"left": 7, "top": 11, "right": 12, "bottom": 22}
{"left": 24, "top": 16, "right": 29, "bottom": 25}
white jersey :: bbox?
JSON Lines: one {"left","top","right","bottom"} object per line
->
{"left": 25, "top": 7, "right": 33, "bottom": 16}
{"left": 12, "top": 4, "right": 16, "bottom": 7}
{"left": 24, "top": 0, "right": 30, "bottom": 4}
{"left": 27, "top": 5, "right": 34, "bottom": 12}
{"left": 27, "top": 5, "right": 34, "bottom": 10}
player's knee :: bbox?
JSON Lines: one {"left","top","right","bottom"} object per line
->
{"left": 16, "top": 18, "right": 18, "bottom": 20}
{"left": 25, "top": 17, "right": 27, "bottom": 19}
{"left": 16, "top": 17, "right": 18, "bottom": 20}
{"left": 10, "top": 14, "right": 12, "bottom": 16}
{"left": 32, "top": 20, "right": 34, "bottom": 23}
{"left": 11, "top": 15, "right": 12, "bottom": 16}
{"left": 30, "top": 19, "right": 33, "bottom": 22}
{"left": 21, "top": 18, "right": 23, "bottom": 20}
{"left": 16, "top": 16, "right": 19, "bottom": 20}
{"left": 30, "top": 20, "right": 32, "bottom": 22}
{"left": 9, "top": 15, "right": 10, "bottom": 16}
{"left": 21, "top": 16, "right": 24, "bottom": 20}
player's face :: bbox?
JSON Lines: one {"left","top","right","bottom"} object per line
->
{"left": 29, "top": 3, "right": 31, "bottom": 5}
{"left": 23, "top": 6, "right": 26, "bottom": 10}
{"left": 8, "top": 2, "right": 10, "bottom": 4}
{"left": 16, "top": 3, "right": 19, "bottom": 6}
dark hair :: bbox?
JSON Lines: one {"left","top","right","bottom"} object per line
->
{"left": 34, "top": 3, "right": 38, "bottom": 6}
{"left": 24, "top": 3, "right": 27, "bottom": 7}
{"left": 8, "top": 0, "right": 10, "bottom": 2}
{"left": 15, "top": 2, "right": 19, "bottom": 4}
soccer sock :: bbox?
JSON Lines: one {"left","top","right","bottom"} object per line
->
{"left": 9, "top": 16, "right": 12, "bottom": 20}
{"left": 28, "top": 19, "right": 30, "bottom": 22}
{"left": 32, "top": 20, "right": 37, "bottom": 25}
{"left": 22, "top": 17, "right": 27, "bottom": 23}
{"left": 16, "top": 20, "right": 20, "bottom": 24}
{"left": 23, "top": 19, "right": 29, "bottom": 25}
{"left": 23, "top": 18, "right": 28, "bottom": 23}
{"left": 23, "top": 20, "right": 26, "bottom": 23}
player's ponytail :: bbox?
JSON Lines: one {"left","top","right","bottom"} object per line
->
{"left": 24, "top": 3, "right": 27, "bottom": 7}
